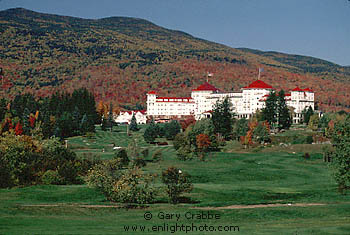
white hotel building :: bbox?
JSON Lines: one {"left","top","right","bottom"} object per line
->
{"left": 147, "top": 80, "right": 314, "bottom": 123}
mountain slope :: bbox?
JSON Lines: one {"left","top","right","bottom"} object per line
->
{"left": 0, "top": 8, "right": 350, "bottom": 112}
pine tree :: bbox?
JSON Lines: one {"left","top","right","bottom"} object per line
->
{"left": 129, "top": 113, "right": 139, "bottom": 131}
{"left": 211, "top": 97, "right": 234, "bottom": 140}
{"left": 261, "top": 91, "right": 277, "bottom": 128}
{"left": 277, "top": 90, "right": 292, "bottom": 130}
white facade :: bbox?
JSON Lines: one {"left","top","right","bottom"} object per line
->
{"left": 146, "top": 80, "right": 315, "bottom": 123}
{"left": 114, "top": 110, "right": 147, "bottom": 124}
{"left": 147, "top": 91, "right": 196, "bottom": 120}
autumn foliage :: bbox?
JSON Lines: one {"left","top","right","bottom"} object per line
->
{"left": 0, "top": 8, "right": 349, "bottom": 113}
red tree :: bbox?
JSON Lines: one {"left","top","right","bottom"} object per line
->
{"left": 29, "top": 114, "right": 36, "bottom": 128}
{"left": 15, "top": 122, "right": 23, "bottom": 135}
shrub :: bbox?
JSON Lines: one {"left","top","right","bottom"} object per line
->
{"left": 141, "top": 148, "right": 149, "bottom": 159}
{"left": 133, "top": 157, "right": 147, "bottom": 168}
{"left": 115, "top": 149, "right": 130, "bottom": 167}
{"left": 173, "top": 133, "right": 186, "bottom": 150}
{"left": 303, "top": 152, "right": 310, "bottom": 159}
{"left": 110, "top": 168, "right": 155, "bottom": 204}
{"left": 0, "top": 154, "right": 12, "bottom": 188}
{"left": 86, "top": 161, "right": 155, "bottom": 204}
{"left": 41, "top": 170, "right": 62, "bottom": 185}
{"left": 152, "top": 149, "right": 162, "bottom": 162}
{"left": 57, "top": 161, "right": 80, "bottom": 184}
{"left": 161, "top": 167, "right": 193, "bottom": 204}
{"left": 306, "top": 135, "right": 313, "bottom": 144}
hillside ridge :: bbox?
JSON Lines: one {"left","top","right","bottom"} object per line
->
{"left": 0, "top": 8, "right": 350, "bottom": 112}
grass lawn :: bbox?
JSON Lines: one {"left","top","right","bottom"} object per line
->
{"left": 1, "top": 125, "right": 350, "bottom": 234}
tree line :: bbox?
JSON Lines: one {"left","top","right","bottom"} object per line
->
{"left": 0, "top": 88, "right": 98, "bottom": 139}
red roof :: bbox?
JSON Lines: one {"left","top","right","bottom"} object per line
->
{"left": 147, "top": 91, "right": 157, "bottom": 94}
{"left": 243, "top": 80, "right": 274, "bottom": 89}
{"left": 291, "top": 87, "right": 313, "bottom": 92}
{"left": 192, "top": 82, "right": 219, "bottom": 92}
{"left": 303, "top": 88, "right": 313, "bottom": 92}
{"left": 292, "top": 87, "right": 304, "bottom": 92}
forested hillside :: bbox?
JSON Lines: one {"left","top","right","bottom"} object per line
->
{"left": 1, "top": 8, "right": 350, "bottom": 112}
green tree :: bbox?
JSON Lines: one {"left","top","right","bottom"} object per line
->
{"left": 252, "top": 121, "right": 270, "bottom": 144}
{"left": 0, "top": 98, "right": 7, "bottom": 122}
{"left": 328, "top": 115, "right": 350, "bottom": 193}
{"left": 261, "top": 91, "right": 277, "bottom": 127}
{"left": 143, "top": 121, "right": 158, "bottom": 143}
{"left": 308, "top": 114, "right": 320, "bottom": 131}
{"left": 211, "top": 97, "right": 234, "bottom": 140}
{"left": 161, "top": 167, "right": 193, "bottom": 204}
{"left": 164, "top": 120, "right": 181, "bottom": 140}
{"left": 277, "top": 90, "right": 292, "bottom": 130}
{"left": 129, "top": 114, "right": 139, "bottom": 131}
{"left": 233, "top": 118, "right": 249, "bottom": 140}
{"left": 114, "top": 149, "right": 130, "bottom": 167}
{"left": 302, "top": 106, "right": 314, "bottom": 124}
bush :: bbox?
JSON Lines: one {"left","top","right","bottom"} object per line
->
{"left": 306, "top": 135, "right": 313, "bottom": 144}
{"left": 57, "top": 161, "right": 81, "bottom": 184}
{"left": 176, "top": 146, "right": 193, "bottom": 161}
{"left": 115, "top": 149, "right": 130, "bottom": 167}
{"left": 173, "top": 133, "right": 186, "bottom": 150}
{"left": 41, "top": 170, "right": 62, "bottom": 185}
{"left": 110, "top": 168, "right": 155, "bottom": 204}
{"left": 303, "top": 152, "right": 310, "bottom": 159}
{"left": 86, "top": 161, "right": 155, "bottom": 204}
{"left": 0, "top": 154, "right": 13, "bottom": 188}
{"left": 133, "top": 157, "right": 147, "bottom": 168}
{"left": 152, "top": 149, "right": 162, "bottom": 162}
{"left": 161, "top": 167, "right": 193, "bottom": 204}
{"left": 141, "top": 148, "right": 149, "bottom": 158}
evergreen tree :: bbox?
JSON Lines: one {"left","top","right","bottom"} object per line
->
{"left": 211, "top": 97, "right": 234, "bottom": 140}
{"left": 277, "top": 90, "right": 292, "bottom": 130}
{"left": 233, "top": 118, "right": 249, "bottom": 140}
{"left": 164, "top": 120, "right": 181, "bottom": 140}
{"left": 302, "top": 106, "right": 314, "bottom": 124}
{"left": 129, "top": 113, "right": 139, "bottom": 131}
{"left": 143, "top": 122, "right": 158, "bottom": 143}
{"left": 261, "top": 91, "right": 277, "bottom": 128}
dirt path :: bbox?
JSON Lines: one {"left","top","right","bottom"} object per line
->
{"left": 195, "top": 203, "right": 326, "bottom": 210}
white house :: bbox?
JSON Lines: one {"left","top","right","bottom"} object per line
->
{"left": 146, "top": 80, "right": 315, "bottom": 124}
{"left": 114, "top": 110, "right": 147, "bottom": 124}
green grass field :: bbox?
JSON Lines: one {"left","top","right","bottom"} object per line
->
{"left": 1, "top": 125, "right": 350, "bottom": 234}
